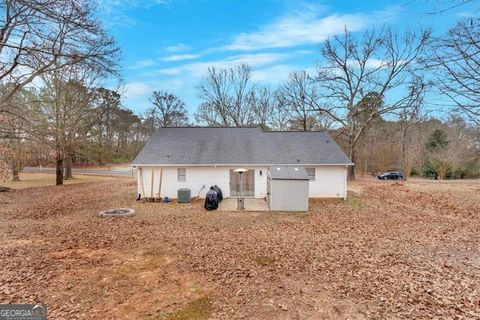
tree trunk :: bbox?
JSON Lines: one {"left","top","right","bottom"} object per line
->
{"left": 64, "top": 150, "right": 73, "bottom": 180}
{"left": 402, "top": 159, "right": 409, "bottom": 181}
{"left": 401, "top": 134, "right": 409, "bottom": 181}
{"left": 437, "top": 162, "right": 447, "bottom": 180}
{"left": 348, "top": 142, "right": 356, "bottom": 180}
{"left": 363, "top": 151, "right": 368, "bottom": 177}
{"left": 11, "top": 159, "right": 20, "bottom": 181}
{"left": 56, "top": 155, "right": 64, "bottom": 186}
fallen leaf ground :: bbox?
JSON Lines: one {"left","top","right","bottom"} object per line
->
{"left": 0, "top": 178, "right": 479, "bottom": 319}
{"left": 1, "top": 173, "right": 114, "bottom": 190}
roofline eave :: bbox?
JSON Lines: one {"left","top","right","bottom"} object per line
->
{"left": 131, "top": 163, "right": 354, "bottom": 167}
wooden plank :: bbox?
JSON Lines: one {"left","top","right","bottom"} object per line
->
{"left": 150, "top": 167, "right": 155, "bottom": 198}
{"left": 139, "top": 167, "right": 145, "bottom": 198}
{"left": 158, "top": 167, "right": 163, "bottom": 199}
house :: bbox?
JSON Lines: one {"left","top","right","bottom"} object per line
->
{"left": 132, "top": 127, "right": 353, "bottom": 200}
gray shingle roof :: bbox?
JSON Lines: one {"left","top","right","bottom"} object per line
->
{"left": 133, "top": 127, "right": 352, "bottom": 165}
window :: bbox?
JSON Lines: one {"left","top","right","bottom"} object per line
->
{"left": 305, "top": 168, "right": 315, "bottom": 181}
{"left": 177, "top": 168, "right": 186, "bottom": 182}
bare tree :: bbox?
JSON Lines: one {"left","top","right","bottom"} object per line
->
{"left": 278, "top": 71, "right": 321, "bottom": 131}
{"left": 0, "top": 0, "right": 118, "bottom": 184}
{"left": 313, "top": 27, "right": 430, "bottom": 178}
{"left": 425, "top": 129, "right": 456, "bottom": 179}
{"left": 251, "top": 86, "right": 275, "bottom": 129}
{"left": 147, "top": 91, "right": 189, "bottom": 128}
{"left": 0, "top": 85, "right": 36, "bottom": 181}
{"left": 35, "top": 65, "right": 101, "bottom": 184}
{"left": 194, "top": 102, "right": 223, "bottom": 127}
{"left": 89, "top": 88, "right": 146, "bottom": 164}
{"left": 268, "top": 91, "right": 291, "bottom": 131}
{"left": 90, "top": 88, "right": 122, "bottom": 163}
{"left": 0, "top": 139, "right": 12, "bottom": 184}
{"left": 5, "top": 91, "right": 30, "bottom": 181}
{"left": 447, "top": 117, "right": 480, "bottom": 174}
{"left": 0, "top": 0, "right": 119, "bottom": 113}
{"left": 428, "top": 18, "right": 480, "bottom": 125}
{"left": 196, "top": 64, "right": 256, "bottom": 126}
{"left": 397, "top": 77, "right": 429, "bottom": 180}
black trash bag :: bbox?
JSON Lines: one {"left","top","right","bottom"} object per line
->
{"left": 213, "top": 185, "right": 223, "bottom": 202}
{"left": 204, "top": 186, "right": 219, "bottom": 211}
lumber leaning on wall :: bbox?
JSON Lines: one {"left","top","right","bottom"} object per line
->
{"left": 158, "top": 167, "right": 163, "bottom": 198}
{"left": 139, "top": 167, "right": 145, "bottom": 198}
{"left": 150, "top": 167, "right": 154, "bottom": 198}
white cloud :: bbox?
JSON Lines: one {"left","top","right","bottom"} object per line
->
{"left": 343, "top": 58, "right": 403, "bottom": 69}
{"left": 164, "top": 43, "right": 191, "bottom": 53}
{"left": 124, "top": 82, "right": 153, "bottom": 98}
{"left": 158, "top": 68, "right": 182, "bottom": 75}
{"left": 128, "top": 58, "right": 158, "bottom": 70}
{"left": 123, "top": 51, "right": 314, "bottom": 112}
{"left": 295, "top": 49, "right": 315, "bottom": 55}
{"left": 98, "top": 0, "right": 169, "bottom": 27}
{"left": 135, "top": 52, "right": 299, "bottom": 111}
{"left": 252, "top": 65, "right": 317, "bottom": 83}
{"left": 99, "top": 0, "right": 168, "bottom": 11}
{"left": 223, "top": 5, "right": 399, "bottom": 51}
{"left": 225, "top": 52, "right": 292, "bottom": 66}
{"left": 157, "top": 52, "right": 293, "bottom": 78}
{"left": 122, "top": 78, "right": 190, "bottom": 111}
{"left": 162, "top": 54, "right": 202, "bottom": 61}
{"left": 251, "top": 65, "right": 299, "bottom": 83}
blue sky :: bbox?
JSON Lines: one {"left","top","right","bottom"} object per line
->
{"left": 97, "top": 0, "right": 477, "bottom": 116}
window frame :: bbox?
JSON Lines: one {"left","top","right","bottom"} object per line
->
{"left": 177, "top": 168, "right": 186, "bottom": 182}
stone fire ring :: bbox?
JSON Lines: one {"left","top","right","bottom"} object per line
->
{"left": 98, "top": 208, "right": 135, "bottom": 217}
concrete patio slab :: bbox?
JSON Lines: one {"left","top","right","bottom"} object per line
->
{"left": 218, "top": 198, "right": 269, "bottom": 211}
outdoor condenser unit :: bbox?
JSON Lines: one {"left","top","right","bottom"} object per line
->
{"left": 177, "top": 188, "right": 191, "bottom": 203}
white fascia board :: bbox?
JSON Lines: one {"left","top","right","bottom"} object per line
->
{"left": 132, "top": 163, "right": 354, "bottom": 167}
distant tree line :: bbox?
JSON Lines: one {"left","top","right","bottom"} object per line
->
{"left": 1, "top": 1, "right": 479, "bottom": 185}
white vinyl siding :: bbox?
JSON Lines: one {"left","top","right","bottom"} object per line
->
{"left": 138, "top": 166, "right": 268, "bottom": 199}
{"left": 308, "top": 166, "right": 347, "bottom": 198}
{"left": 254, "top": 168, "right": 267, "bottom": 198}
{"left": 137, "top": 165, "right": 347, "bottom": 200}
{"left": 177, "top": 168, "right": 186, "bottom": 182}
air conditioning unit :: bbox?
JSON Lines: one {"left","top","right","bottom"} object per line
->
{"left": 177, "top": 188, "right": 191, "bottom": 203}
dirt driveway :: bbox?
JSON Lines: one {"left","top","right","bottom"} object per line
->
{"left": 0, "top": 179, "right": 479, "bottom": 319}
